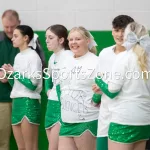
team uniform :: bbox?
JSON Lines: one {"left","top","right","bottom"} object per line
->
{"left": 10, "top": 48, "right": 42, "bottom": 125}
{"left": 58, "top": 51, "right": 99, "bottom": 137}
{"left": 96, "top": 45, "right": 125, "bottom": 150}
{"left": 107, "top": 49, "right": 150, "bottom": 143}
{"left": 45, "top": 49, "right": 72, "bottom": 129}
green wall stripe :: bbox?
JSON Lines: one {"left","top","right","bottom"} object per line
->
{"left": 35, "top": 31, "right": 115, "bottom": 63}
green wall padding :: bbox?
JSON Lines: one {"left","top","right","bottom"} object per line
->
{"left": 10, "top": 31, "right": 115, "bottom": 150}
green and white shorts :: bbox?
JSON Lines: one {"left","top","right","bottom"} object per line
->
{"left": 108, "top": 122, "right": 150, "bottom": 143}
{"left": 45, "top": 100, "right": 61, "bottom": 129}
{"left": 59, "top": 120, "right": 98, "bottom": 137}
{"left": 12, "top": 97, "right": 41, "bottom": 125}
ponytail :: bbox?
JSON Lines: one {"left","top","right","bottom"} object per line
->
{"left": 30, "top": 39, "right": 46, "bottom": 69}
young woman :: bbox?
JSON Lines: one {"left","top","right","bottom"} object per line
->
{"left": 45, "top": 24, "right": 71, "bottom": 150}
{"left": 95, "top": 22, "right": 150, "bottom": 150}
{"left": 57, "top": 26, "right": 99, "bottom": 150}
{"left": 3, "top": 25, "right": 44, "bottom": 150}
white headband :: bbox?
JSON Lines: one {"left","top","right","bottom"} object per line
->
{"left": 122, "top": 32, "right": 150, "bottom": 52}
{"left": 28, "top": 33, "right": 38, "bottom": 49}
{"left": 88, "top": 32, "right": 97, "bottom": 49}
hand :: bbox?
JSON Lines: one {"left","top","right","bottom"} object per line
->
{"left": 2, "top": 64, "right": 9, "bottom": 71}
{"left": 0, "top": 70, "right": 6, "bottom": 79}
{"left": 0, "top": 66, "right": 9, "bottom": 83}
{"left": 0, "top": 78, "right": 8, "bottom": 83}
{"left": 2, "top": 64, "right": 14, "bottom": 74}
{"left": 91, "top": 101, "right": 101, "bottom": 108}
{"left": 47, "top": 89, "right": 51, "bottom": 97}
{"left": 0, "top": 71, "right": 8, "bottom": 83}
{"left": 92, "top": 84, "right": 103, "bottom": 94}
{"left": 0, "top": 69, "right": 7, "bottom": 83}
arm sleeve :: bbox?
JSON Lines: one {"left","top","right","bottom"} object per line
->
{"left": 56, "top": 84, "right": 61, "bottom": 102}
{"left": 7, "top": 74, "right": 14, "bottom": 87}
{"left": 92, "top": 93, "right": 102, "bottom": 103}
{"left": 95, "top": 52, "right": 128, "bottom": 99}
{"left": 95, "top": 77, "right": 120, "bottom": 99}
{"left": 45, "top": 75, "right": 53, "bottom": 93}
{"left": 12, "top": 72, "right": 37, "bottom": 90}
{"left": 44, "top": 57, "right": 53, "bottom": 93}
{"left": 92, "top": 57, "right": 102, "bottom": 104}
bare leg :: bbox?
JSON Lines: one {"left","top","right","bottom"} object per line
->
{"left": 12, "top": 124, "right": 25, "bottom": 150}
{"left": 108, "top": 139, "right": 133, "bottom": 150}
{"left": 74, "top": 131, "right": 96, "bottom": 150}
{"left": 46, "top": 123, "right": 60, "bottom": 150}
{"left": 21, "top": 118, "right": 39, "bottom": 150}
{"left": 58, "top": 136, "right": 77, "bottom": 150}
{"left": 134, "top": 140, "right": 147, "bottom": 150}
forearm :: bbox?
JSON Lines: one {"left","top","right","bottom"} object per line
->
{"left": 95, "top": 77, "right": 120, "bottom": 99}
{"left": 56, "top": 84, "right": 61, "bottom": 102}
{"left": 6, "top": 74, "right": 14, "bottom": 86}
{"left": 45, "top": 75, "right": 53, "bottom": 93}
{"left": 12, "top": 72, "right": 37, "bottom": 90}
{"left": 92, "top": 93, "right": 102, "bottom": 104}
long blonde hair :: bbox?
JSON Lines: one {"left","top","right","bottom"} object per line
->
{"left": 125, "top": 22, "right": 149, "bottom": 80}
{"left": 68, "top": 26, "right": 97, "bottom": 55}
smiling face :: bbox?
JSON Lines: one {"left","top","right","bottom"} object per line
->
{"left": 45, "top": 29, "right": 64, "bottom": 52}
{"left": 68, "top": 30, "right": 89, "bottom": 57}
{"left": 112, "top": 28, "right": 125, "bottom": 46}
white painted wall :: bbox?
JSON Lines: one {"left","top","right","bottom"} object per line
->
{"left": 0, "top": 0, "right": 150, "bottom": 30}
